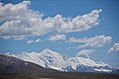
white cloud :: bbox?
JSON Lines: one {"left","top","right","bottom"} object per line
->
{"left": 108, "top": 43, "right": 119, "bottom": 53}
{"left": 0, "top": 1, "right": 102, "bottom": 39}
{"left": 68, "top": 35, "right": 112, "bottom": 48}
{"left": 0, "top": 1, "right": 46, "bottom": 39}
{"left": 76, "top": 49, "right": 95, "bottom": 58}
{"left": 49, "top": 34, "right": 66, "bottom": 41}
{"left": 26, "top": 39, "right": 42, "bottom": 44}
{"left": 53, "top": 9, "right": 102, "bottom": 33}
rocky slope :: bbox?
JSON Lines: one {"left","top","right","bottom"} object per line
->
{"left": 0, "top": 54, "right": 56, "bottom": 73}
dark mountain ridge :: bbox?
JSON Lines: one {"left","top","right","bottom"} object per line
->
{"left": 0, "top": 54, "right": 56, "bottom": 73}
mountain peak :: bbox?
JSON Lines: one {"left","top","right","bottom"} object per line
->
{"left": 43, "top": 48, "right": 53, "bottom": 52}
{"left": 41, "top": 48, "right": 59, "bottom": 55}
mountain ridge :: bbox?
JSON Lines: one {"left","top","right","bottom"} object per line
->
{"left": 0, "top": 54, "right": 56, "bottom": 73}
{"left": 4, "top": 49, "right": 119, "bottom": 73}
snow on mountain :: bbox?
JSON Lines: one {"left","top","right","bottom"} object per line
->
{"left": 0, "top": 54, "right": 56, "bottom": 73}
{"left": 94, "top": 68, "right": 112, "bottom": 72}
{"left": 6, "top": 49, "right": 112, "bottom": 72}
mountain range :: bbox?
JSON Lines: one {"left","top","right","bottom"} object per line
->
{"left": 0, "top": 54, "right": 56, "bottom": 73}
{"left": 3, "top": 49, "right": 119, "bottom": 74}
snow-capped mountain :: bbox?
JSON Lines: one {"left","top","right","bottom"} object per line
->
{"left": 5, "top": 49, "right": 119, "bottom": 73}
{"left": 0, "top": 54, "right": 56, "bottom": 73}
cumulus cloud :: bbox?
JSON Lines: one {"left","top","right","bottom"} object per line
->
{"left": 68, "top": 35, "right": 112, "bottom": 48}
{"left": 108, "top": 43, "right": 119, "bottom": 53}
{"left": 49, "top": 34, "right": 66, "bottom": 41}
{"left": 26, "top": 39, "right": 43, "bottom": 44}
{"left": 0, "top": 1, "right": 102, "bottom": 39}
{"left": 0, "top": 1, "right": 46, "bottom": 39}
{"left": 53, "top": 9, "right": 102, "bottom": 33}
{"left": 76, "top": 49, "right": 95, "bottom": 58}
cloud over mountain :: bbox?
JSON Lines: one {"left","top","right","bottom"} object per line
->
{"left": 26, "top": 39, "right": 43, "bottom": 44}
{"left": 68, "top": 35, "right": 112, "bottom": 48}
{"left": 0, "top": 1, "right": 102, "bottom": 39}
{"left": 76, "top": 49, "right": 95, "bottom": 58}
{"left": 108, "top": 43, "right": 119, "bottom": 53}
{"left": 48, "top": 34, "right": 66, "bottom": 41}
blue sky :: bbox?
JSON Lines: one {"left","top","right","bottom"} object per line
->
{"left": 0, "top": 0, "right": 119, "bottom": 67}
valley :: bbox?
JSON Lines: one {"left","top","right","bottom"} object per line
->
{"left": 0, "top": 72, "right": 119, "bottom": 79}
